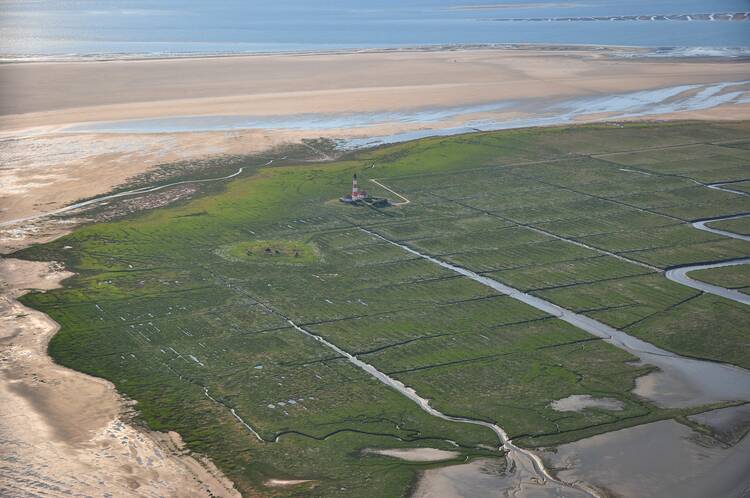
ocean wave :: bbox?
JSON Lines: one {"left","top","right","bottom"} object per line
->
{"left": 3, "top": 42, "right": 749, "bottom": 64}
{"left": 0, "top": 51, "right": 257, "bottom": 64}
{"left": 488, "top": 12, "right": 749, "bottom": 22}
{"left": 620, "top": 47, "right": 750, "bottom": 58}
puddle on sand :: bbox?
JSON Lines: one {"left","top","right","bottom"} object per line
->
{"left": 543, "top": 419, "right": 750, "bottom": 498}
{"left": 550, "top": 395, "right": 624, "bottom": 413}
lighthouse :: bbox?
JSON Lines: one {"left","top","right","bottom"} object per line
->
{"left": 351, "top": 174, "right": 362, "bottom": 200}
{"left": 340, "top": 173, "right": 384, "bottom": 205}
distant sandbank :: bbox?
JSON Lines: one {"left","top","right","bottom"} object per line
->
{"left": 3, "top": 46, "right": 750, "bottom": 130}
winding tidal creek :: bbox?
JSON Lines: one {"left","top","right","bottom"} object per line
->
{"left": 286, "top": 320, "right": 597, "bottom": 497}
{"left": 334, "top": 224, "right": 750, "bottom": 496}
{"left": 360, "top": 228, "right": 750, "bottom": 409}
{"left": 213, "top": 181, "right": 750, "bottom": 496}
{"left": 256, "top": 222, "right": 750, "bottom": 497}
{"left": 664, "top": 213, "right": 750, "bottom": 305}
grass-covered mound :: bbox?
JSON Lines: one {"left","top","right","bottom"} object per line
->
{"left": 220, "top": 240, "right": 319, "bottom": 264}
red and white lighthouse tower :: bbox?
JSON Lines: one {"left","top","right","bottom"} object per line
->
{"left": 352, "top": 174, "right": 360, "bottom": 200}
{"left": 351, "top": 174, "right": 366, "bottom": 201}
{"left": 340, "top": 174, "right": 369, "bottom": 203}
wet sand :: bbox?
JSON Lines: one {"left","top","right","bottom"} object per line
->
{"left": 3, "top": 47, "right": 750, "bottom": 130}
{"left": 415, "top": 407, "right": 750, "bottom": 498}
{"left": 413, "top": 459, "right": 512, "bottom": 498}
{"left": 0, "top": 258, "right": 240, "bottom": 497}
{"left": 412, "top": 458, "right": 590, "bottom": 498}
{"left": 689, "top": 404, "right": 750, "bottom": 446}
{"left": 543, "top": 418, "right": 750, "bottom": 498}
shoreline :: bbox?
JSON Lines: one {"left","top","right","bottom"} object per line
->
{"left": 3, "top": 41, "right": 750, "bottom": 66}
{"left": 0, "top": 258, "right": 241, "bottom": 497}
{"left": 0, "top": 42, "right": 721, "bottom": 65}
{"left": 3, "top": 47, "right": 750, "bottom": 132}
{"left": 2, "top": 43, "right": 750, "bottom": 495}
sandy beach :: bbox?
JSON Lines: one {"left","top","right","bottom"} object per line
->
{"left": 2, "top": 45, "right": 750, "bottom": 497}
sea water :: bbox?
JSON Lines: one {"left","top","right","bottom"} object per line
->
{"left": 60, "top": 81, "right": 750, "bottom": 146}
{"left": 1, "top": 0, "right": 749, "bottom": 59}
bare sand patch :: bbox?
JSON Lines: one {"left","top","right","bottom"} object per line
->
{"left": 364, "top": 447, "right": 461, "bottom": 462}
{"left": 550, "top": 394, "right": 625, "bottom": 413}
{"left": 264, "top": 479, "right": 315, "bottom": 487}
{"left": 0, "top": 217, "right": 84, "bottom": 255}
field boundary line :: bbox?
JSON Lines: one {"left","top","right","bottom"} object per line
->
{"left": 370, "top": 179, "right": 411, "bottom": 206}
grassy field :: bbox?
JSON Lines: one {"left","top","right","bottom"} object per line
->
{"left": 220, "top": 239, "right": 319, "bottom": 264}
{"left": 16, "top": 121, "right": 750, "bottom": 497}
{"left": 707, "top": 216, "right": 750, "bottom": 236}
{"left": 690, "top": 264, "right": 750, "bottom": 297}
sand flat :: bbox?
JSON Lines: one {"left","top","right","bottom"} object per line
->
{"left": 544, "top": 419, "right": 750, "bottom": 498}
{"left": 3, "top": 47, "right": 750, "bottom": 130}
